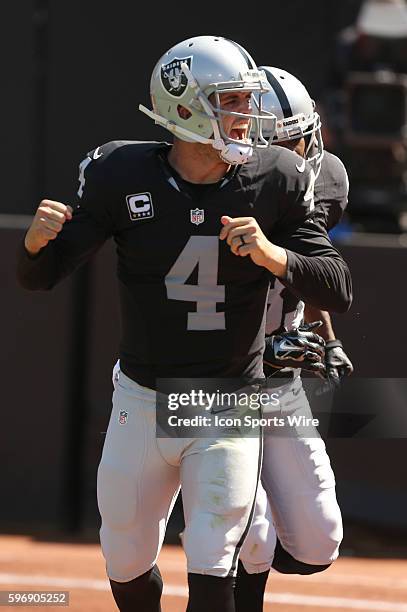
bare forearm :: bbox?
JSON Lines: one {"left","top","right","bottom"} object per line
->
{"left": 304, "top": 304, "right": 336, "bottom": 341}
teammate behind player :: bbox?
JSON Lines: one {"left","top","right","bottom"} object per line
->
{"left": 257, "top": 67, "right": 353, "bottom": 358}
{"left": 235, "top": 67, "right": 353, "bottom": 612}
{"left": 259, "top": 66, "right": 353, "bottom": 375}
{"left": 17, "top": 40, "right": 352, "bottom": 612}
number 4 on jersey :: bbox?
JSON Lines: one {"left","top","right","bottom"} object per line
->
{"left": 165, "top": 236, "right": 225, "bottom": 330}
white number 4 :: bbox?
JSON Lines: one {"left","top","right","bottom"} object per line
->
{"left": 165, "top": 236, "right": 225, "bottom": 330}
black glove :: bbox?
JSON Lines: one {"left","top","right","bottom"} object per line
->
{"left": 264, "top": 321, "right": 326, "bottom": 375}
{"left": 325, "top": 339, "right": 353, "bottom": 386}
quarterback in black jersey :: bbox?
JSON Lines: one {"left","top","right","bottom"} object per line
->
{"left": 17, "top": 38, "right": 351, "bottom": 612}
{"left": 236, "top": 67, "right": 353, "bottom": 612}
{"left": 18, "top": 139, "right": 349, "bottom": 388}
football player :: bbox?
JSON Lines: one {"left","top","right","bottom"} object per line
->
{"left": 235, "top": 67, "right": 353, "bottom": 612}
{"left": 17, "top": 38, "right": 351, "bottom": 612}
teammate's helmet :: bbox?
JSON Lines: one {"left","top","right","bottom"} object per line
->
{"left": 258, "top": 66, "right": 324, "bottom": 175}
{"left": 139, "top": 36, "right": 276, "bottom": 165}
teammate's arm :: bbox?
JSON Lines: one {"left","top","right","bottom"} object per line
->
{"left": 264, "top": 321, "right": 326, "bottom": 374}
{"left": 304, "top": 304, "right": 353, "bottom": 383}
{"left": 303, "top": 305, "right": 335, "bottom": 342}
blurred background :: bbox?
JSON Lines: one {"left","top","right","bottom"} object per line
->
{"left": 3, "top": 0, "right": 407, "bottom": 562}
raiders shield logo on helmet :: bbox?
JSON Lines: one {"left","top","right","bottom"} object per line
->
{"left": 160, "top": 57, "right": 192, "bottom": 98}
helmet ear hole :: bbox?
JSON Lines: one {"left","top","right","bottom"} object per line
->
{"left": 177, "top": 105, "right": 192, "bottom": 120}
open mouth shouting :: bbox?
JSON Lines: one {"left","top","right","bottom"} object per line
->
{"left": 229, "top": 124, "right": 250, "bottom": 142}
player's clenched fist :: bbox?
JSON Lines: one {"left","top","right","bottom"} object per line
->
{"left": 25, "top": 199, "right": 73, "bottom": 255}
{"left": 219, "top": 215, "right": 288, "bottom": 276}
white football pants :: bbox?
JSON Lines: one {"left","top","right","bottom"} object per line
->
{"left": 240, "top": 375, "right": 343, "bottom": 573}
{"left": 97, "top": 366, "right": 262, "bottom": 582}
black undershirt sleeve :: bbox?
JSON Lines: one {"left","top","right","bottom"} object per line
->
{"left": 276, "top": 223, "right": 352, "bottom": 313}
{"left": 17, "top": 144, "right": 115, "bottom": 291}
{"left": 16, "top": 206, "right": 111, "bottom": 290}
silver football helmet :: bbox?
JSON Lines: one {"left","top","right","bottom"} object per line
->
{"left": 139, "top": 36, "right": 276, "bottom": 165}
{"left": 258, "top": 66, "right": 324, "bottom": 175}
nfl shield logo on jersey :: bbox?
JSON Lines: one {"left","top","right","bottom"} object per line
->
{"left": 190, "top": 208, "right": 205, "bottom": 225}
{"left": 119, "top": 410, "right": 128, "bottom": 425}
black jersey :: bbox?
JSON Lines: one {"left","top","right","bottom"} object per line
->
{"left": 265, "top": 150, "right": 349, "bottom": 336}
{"left": 314, "top": 151, "right": 349, "bottom": 232}
{"left": 17, "top": 141, "right": 351, "bottom": 388}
